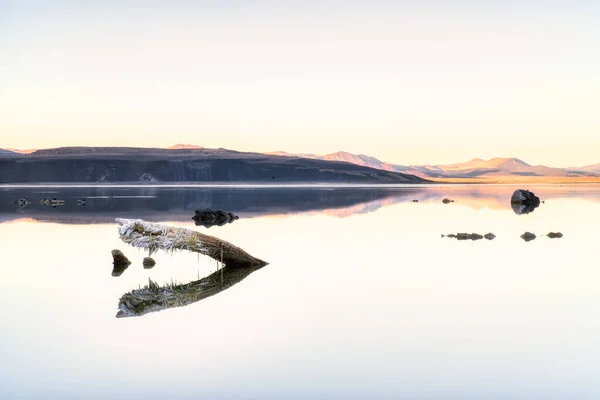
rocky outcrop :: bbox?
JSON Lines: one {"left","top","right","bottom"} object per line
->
{"left": 520, "top": 232, "right": 536, "bottom": 242}
{"left": 40, "top": 198, "right": 65, "bottom": 207}
{"left": 15, "top": 198, "right": 30, "bottom": 208}
{"left": 443, "top": 232, "right": 495, "bottom": 241}
{"left": 547, "top": 232, "right": 563, "bottom": 238}
{"left": 142, "top": 257, "right": 156, "bottom": 268}
{"left": 112, "top": 249, "right": 131, "bottom": 276}
{"left": 192, "top": 208, "right": 239, "bottom": 228}
{"left": 511, "top": 189, "right": 540, "bottom": 215}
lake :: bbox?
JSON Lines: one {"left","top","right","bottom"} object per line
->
{"left": 1, "top": 184, "right": 599, "bottom": 399}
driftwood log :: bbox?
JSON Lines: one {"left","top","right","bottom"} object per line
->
{"left": 116, "top": 263, "right": 265, "bottom": 317}
{"left": 116, "top": 219, "right": 267, "bottom": 268}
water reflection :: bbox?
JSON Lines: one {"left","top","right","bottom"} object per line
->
{"left": 2, "top": 184, "right": 600, "bottom": 399}
{"left": 117, "top": 263, "right": 267, "bottom": 318}
{"left": 0, "top": 186, "right": 427, "bottom": 223}
{"left": 2, "top": 184, "right": 600, "bottom": 225}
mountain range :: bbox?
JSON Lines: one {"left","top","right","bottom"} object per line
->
{"left": 2, "top": 145, "right": 599, "bottom": 182}
{"left": 0, "top": 146, "right": 425, "bottom": 183}
{"left": 268, "top": 151, "right": 600, "bottom": 181}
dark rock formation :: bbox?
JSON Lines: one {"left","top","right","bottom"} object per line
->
{"left": 520, "top": 232, "right": 536, "bottom": 242}
{"left": 40, "top": 198, "right": 65, "bottom": 207}
{"left": 15, "top": 198, "right": 30, "bottom": 208}
{"left": 484, "top": 233, "right": 496, "bottom": 240}
{"left": 442, "top": 198, "right": 454, "bottom": 204}
{"left": 112, "top": 249, "right": 131, "bottom": 276}
{"left": 444, "top": 233, "right": 483, "bottom": 241}
{"left": 511, "top": 189, "right": 540, "bottom": 215}
{"left": 192, "top": 208, "right": 239, "bottom": 228}
{"left": 547, "top": 232, "right": 563, "bottom": 238}
{"left": 142, "top": 257, "right": 156, "bottom": 268}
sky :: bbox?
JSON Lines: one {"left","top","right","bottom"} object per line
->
{"left": 1, "top": 0, "right": 599, "bottom": 167}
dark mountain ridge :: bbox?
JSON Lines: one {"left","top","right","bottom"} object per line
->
{"left": 0, "top": 146, "right": 427, "bottom": 184}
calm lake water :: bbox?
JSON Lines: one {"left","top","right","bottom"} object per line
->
{"left": 1, "top": 184, "right": 599, "bottom": 399}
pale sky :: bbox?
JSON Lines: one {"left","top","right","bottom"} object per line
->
{"left": 1, "top": 0, "right": 599, "bottom": 167}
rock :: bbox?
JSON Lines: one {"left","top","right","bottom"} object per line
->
{"left": 445, "top": 233, "right": 483, "bottom": 241}
{"left": 484, "top": 233, "right": 496, "bottom": 240}
{"left": 442, "top": 198, "right": 454, "bottom": 204}
{"left": 15, "top": 198, "right": 30, "bottom": 208}
{"left": 112, "top": 249, "right": 131, "bottom": 276}
{"left": 520, "top": 232, "right": 536, "bottom": 242}
{"left": 40, "top": 198, "right": 65, "bottom": 207}
{"left": 547, "top": 232, "right": 563, "bottom": 239}
{"left": 510, "top": 189, "right": 540, "bottom": 215}
{"left": 192, "top": 208, "right": 239, "bottom": 228}
{"left": 142, "top": 257, "right": 156, "bottom": 268}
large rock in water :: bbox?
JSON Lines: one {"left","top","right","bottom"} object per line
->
{"left": 112, "top": 249, "right": 131, "bottom": 276}
{"left": 192, "top": 208, "right": 239, "bottom": 228}
{"left": 510, "top": 189, "right": 540, "bottom": 215}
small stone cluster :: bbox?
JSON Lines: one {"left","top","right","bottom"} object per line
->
{"left": 192, "top": 208, "right": 239, "bottom": 228}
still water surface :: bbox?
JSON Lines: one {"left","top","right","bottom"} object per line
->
{"left": 0, "top": 184, "right": 599, "bottom": 399}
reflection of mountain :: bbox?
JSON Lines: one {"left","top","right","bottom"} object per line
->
{"left": 2, "top": 185, "right": 599, "bottom": 224}
{"left": 0, "top": 186, "right": 428, "bottom": 224}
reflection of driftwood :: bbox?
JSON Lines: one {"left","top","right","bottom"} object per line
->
{"left": 116, "top": 219, "right": 267, "bottom": 267}
{"left": 116, "top": 263, "right": 265, "bottom": 317}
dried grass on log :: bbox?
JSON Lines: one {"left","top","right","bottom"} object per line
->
{"left": 116, "top": 219, "right": 267, "bottom": 268}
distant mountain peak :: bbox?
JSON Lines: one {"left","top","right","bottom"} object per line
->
{"left": 0, "top": 148, "right": 18, "bottom": 156}
{"left": 486, "top": 157, "right": 531, "bottom": 167}
{"left": 170, "top": 144, "right": 204, "bottom": 149}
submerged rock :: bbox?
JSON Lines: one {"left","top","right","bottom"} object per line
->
{"left": 484, "top": 233, "right": 496, "bottom": 240}
{"left": 547, "top": 232, "right": 563, "bottom": 239}
{"left": 40, "top": 198, "right": 65, "bottom": 207}
{"left": 520, "top": 232, "right": 537, "bottom": 242}
{"left": 112, "top": 249, "right": 131, "bottom": 276}
{"left": 15, "top": 198, "right": 30, "bottom": 208}
{"left": 192, "top": 208, "right": 239, "bottom": 228}
{"left": 142, "top": 257, "right": 156, "bottom": 268}
{"left": 511, "top": 189, "right": 540, "bottom": 215}
{"left": 444, "top": 233, "right": 483, "bottom": 241}
{"left": 442, "top": 198, "right": 454, "bottom": 204}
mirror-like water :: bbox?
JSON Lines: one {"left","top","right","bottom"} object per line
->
{"left": 1, "top": 184, "right": 599, "bottom": 399}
